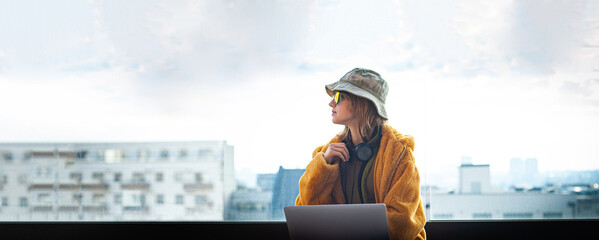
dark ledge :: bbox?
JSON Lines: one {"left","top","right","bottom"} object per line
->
{"left": 0, "top": 219, "right": 596, "bottom": 239}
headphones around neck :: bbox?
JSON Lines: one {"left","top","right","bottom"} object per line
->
{"left": 343, "top": 126, "right": 382, "bottom": 162}
{"left": 350, "top": 142, "right": 373, "bottom": 162}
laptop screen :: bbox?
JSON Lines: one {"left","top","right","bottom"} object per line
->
{"left": 284, "top": 203, "right": 390, "bottom": 240}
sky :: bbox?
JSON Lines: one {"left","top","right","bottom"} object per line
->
{"left": 1, "top": 0, "right": 598, "bottom": 188}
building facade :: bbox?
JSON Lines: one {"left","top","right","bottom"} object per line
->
{"left": 429, "top": 193, "right": 577, "bottom": 220}
{"left": 0, "top": 141, "right": 235, "bottom": 221}
{"left": 459, "top": 164, "right": 490, "bottom": 194}
{"left": 424, "top": 161, "right": 599, "bottom": 220}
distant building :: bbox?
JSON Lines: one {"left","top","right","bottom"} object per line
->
{"left": 226, "top": 189, "right": 272, "bottom": 220}
{"left": 430, "top": 193, "right": 577, "bottom": 220}
{"left": 256, "top": 173, "right": 276, "bottom": 192}
{"left": 0, "top": 141, "right": 235, "bottom": 220}
{"left": 510, "top": 157, "right": 541, "bottom": 187}
{"left": 425, "top": 161, "right": 599, "bottom": 220}
{"left": 524, "top": 158, "right": 539, "bottom": 184}
{"left": 225, "top": 167, "right": 304, "bottom": 221}
{"left": 225, "top": 173, "right": 275, "bottom": 220}
{"left": 270, "top": 166, "right": 305, "bottom": 220}
{"left": 459, "top": 164, "right": 490, "bottom": 194}
{"left": 461, "top": 156, "right": 472, "bottom": 165}
{"left": 510, "top": 157, "right": 524, "bottom": 184}
{"left": 524, "top": 158, "right": 538, "bottom": 176}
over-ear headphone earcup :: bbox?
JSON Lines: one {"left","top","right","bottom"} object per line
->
{"left": 354, "top": 143, "right": 373, "bottom": 162}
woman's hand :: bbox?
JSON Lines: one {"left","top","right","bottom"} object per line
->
{"left": 323, "top": 143, "right": 350, "bottom": 164}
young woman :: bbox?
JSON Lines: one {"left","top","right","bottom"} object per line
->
{"left": 296, "top": 68, "right": 426, "bottom": 240}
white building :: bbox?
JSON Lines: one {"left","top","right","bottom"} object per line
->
{"left": 509, "top": 157, "right": 541, "bottom": 187}
{"left": 0, "top": 141, "right": 235, "bottom": 220}
{"left": 459, "top": 164, "right": 490, "bottom": 194}
{"left": 425, "top": 162, "right": 589, "bottom": 220}
{"left": 430, "top": 193, "right": 577, "bottom": 220}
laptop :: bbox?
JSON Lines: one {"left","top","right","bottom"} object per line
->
{"left": 284, "top": 203, "right": 390, "bottom": 240}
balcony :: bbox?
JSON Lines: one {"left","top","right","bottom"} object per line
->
{"left": 121, "top": 183, "right": 150, "bottom": 191}
{"left": 81, "top": 183, "right": 109, "bottom": 191}
{"left": 123, "top": 206, "right": 149, "bottom": 213}
{"left": 31, "top": 205, "right": 53, "bottom": 212}
{"left": 28, "top": 184, "right": 54, "bottom": 191}
{"left": 183, "top": 183, "right": 213, "bottom": 192}
{"left": 58, "top": 206, "right": 79, "bottom": 212}
{"left": 186, "top": 202, "right": 215, "bottom": 214}
{"left": 83, "top": 205, "right": 108, "bottom": 212}
{"left": 28, "top": 183, "right": 109, "bottom": 191}
{"left": 59, "top": 184, "right": 79, "bottom": 190}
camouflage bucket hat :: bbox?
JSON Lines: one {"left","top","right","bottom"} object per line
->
{"left": 325, "top": 68, "right": 389, "bottom": 119}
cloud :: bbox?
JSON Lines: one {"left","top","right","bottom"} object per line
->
{"left": 394, "top": 0, "right": 599, "bottom": 80}
{"left": 505, "top": 0, "right": 593, "bottom": 75}
{"left": 560, "top": 80, "right": 594, "bottom": 97}
{"left": 94, "top": 0, "right": 315, "bottom": 83}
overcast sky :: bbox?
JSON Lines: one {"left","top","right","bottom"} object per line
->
{"left": 1, "top": 0, "right": 598, "bottom": 187}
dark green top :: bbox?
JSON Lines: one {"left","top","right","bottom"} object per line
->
{"left": 339, "top": 127, "right": 382, "bottom": 204}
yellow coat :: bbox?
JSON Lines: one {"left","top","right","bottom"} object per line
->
{"left": 296, "top": 124, "right": 426, "bottom": 240}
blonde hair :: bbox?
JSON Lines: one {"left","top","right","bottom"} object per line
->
{"left": 337, "top": 92, "right": 387, "bottom": 143}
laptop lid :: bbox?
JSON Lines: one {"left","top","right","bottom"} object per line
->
{"left": 284, "top": 203, "right": 390, "bottom": 240}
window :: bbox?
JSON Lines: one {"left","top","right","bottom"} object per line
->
{"left": 470, "top": 182, "right": 482, "bottom": 194}
{"left": 174, "top": 172, "right": 183, "bottom": 182}
{"left": 137, "top": 150, "right": 149, "bottom": 161}
{"left": 1, "top": 151, "right": 13, "bottom": 162}
{"left": 133, "top": 173, "right": 145, "bottom": 183}
{"left": 96, "top": 150, "right": 105, "bottom": 162}
{"left": 93, "top": 194, "right": 106, "bottom": 204}
{"left": 160, "top": 150, "right": 169, "bottom": 161}
{"left": 1, "top": 1, "right": 598, "bottom": 224}
{"left": 114, "top": 173, "right": 122, "bottom": 182}
{"left": 92, "top": 172, "right": 104, "bottom": 182}
{"left": 195, "top": 195, "right": 207, "bottom": 205}
{"left": 73, "top": 194, "right": 82, "bottom": 204}
{"left": 433, "top": 213, "right": 453, "bottom": 219}
{"left": 23, "top": 152, "right": 31, "bottom": 161}
{"left": 114, "top": 194, "right": 122, "bottom": 205}
{"left": 17, "top": 174, "right": 27, "bottom": 185}
{"left": 36, "top": 167, "right": 52, "bottom": 178}
{"left": 76, "top": 151, "right": 87, "bottom": 160}
{"left": 19, "top": 197, "right": 28, "bottom": 208}
{"left": 104, "top": 149, "right": 126, "bottom": 163}
{"left": 2, "top": 197, "right": 8, "bottom": 207}
{"left": 503, "top": 212, "right": 534, "bottom": 219}
{"left": 473, "top": 213, "right": 492, "bottom": 219}
{"left": 543, "top": 212, "right": 563, "bottom": 218}
{"left": 38, "top": 193, "right": 51, "bottom": 205}
{"left": 70, "top": 173, "right": 82, "bottom": 183}
{"left": 198, "top": 149, "right": 212, "bottom": 160}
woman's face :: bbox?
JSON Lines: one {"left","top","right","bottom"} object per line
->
{"left": 329, "top": 92, "right": 355, "bottom": 126}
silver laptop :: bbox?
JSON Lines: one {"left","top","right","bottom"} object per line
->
{"left": 284, "top": 203, "right": 390, "bottom": 240}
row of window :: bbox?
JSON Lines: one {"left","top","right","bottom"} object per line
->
{"left": 1, "top": 172, "right": 204, "bottom": 184}
{"left": 0, "top": 149, "right": 216, "bottom": 162}
{"left": 1, "top": 194, "right": 210, "bottom": 207}
{"left": 433, "top": 212, "right": 565, "bottom": 219}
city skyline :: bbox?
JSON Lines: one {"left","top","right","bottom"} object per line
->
{"left": 1, "top": 141, "right": 597, "bottom": 222}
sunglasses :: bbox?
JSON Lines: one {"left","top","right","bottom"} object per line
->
{"left": 333, "top": 92, "right": 344, "bottom": 104}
